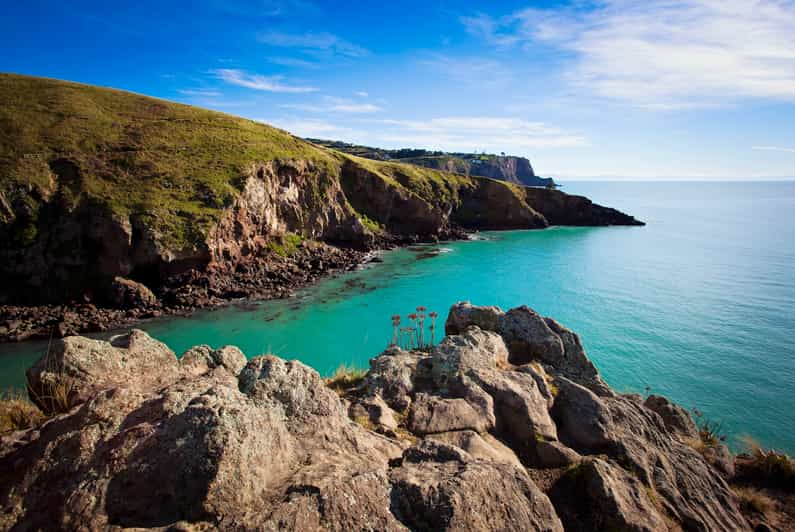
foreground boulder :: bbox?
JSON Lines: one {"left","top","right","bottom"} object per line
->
{"left": 1, "top": 303, "right": 750, "bottom": 530}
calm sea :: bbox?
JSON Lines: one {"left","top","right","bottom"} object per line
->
{"left": 2, "top": 181, "right": 793, "bottom": 453}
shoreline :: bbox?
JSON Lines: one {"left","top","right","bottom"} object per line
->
{"left": 0, "top": 231, "right": 476, "bottom": 344}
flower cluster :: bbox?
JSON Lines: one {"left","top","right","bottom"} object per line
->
{"left": 389, "top": 306, "right": 439, "bottom": 350}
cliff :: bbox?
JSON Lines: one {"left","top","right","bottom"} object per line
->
{"left": 308, "top": 139, "right": 555, "bottom": 187}
{"left": 1, "top": 302, "right": 777, "bottom": 530}
{"left": 0, "top": 74, "right": 642, "bottom": 340}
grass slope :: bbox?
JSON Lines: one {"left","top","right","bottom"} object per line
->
{"left": 0, "top": 74, "right": 529, "bottom": 249}
{"left": 0, "top": 73, "right": 337, "bottom": 248}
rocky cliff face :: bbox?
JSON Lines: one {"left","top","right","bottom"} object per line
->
{"left": 0, "top": 303, "right": 751, "bottom": 530}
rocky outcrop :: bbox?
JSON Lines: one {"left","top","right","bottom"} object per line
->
{"left": 523, "top": 187, "right": 644, "bottom": 227}
{"left": 0, "top": 302, "right": 750, "bottom": 530}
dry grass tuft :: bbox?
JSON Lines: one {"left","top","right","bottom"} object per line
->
{"left": 0, "top": 389, "right": 44, "bottom": 433}
{"left": 737, "top": 435, "right": 795, "bottom": 488}
{"left": 325, "top": 364, "right": 367, "bottom": 394}
{"left": 28, "top": 373, "right": 79, "bottom": 415}
{"left": 733, "top": 486, "right": 773, "bottom": 515}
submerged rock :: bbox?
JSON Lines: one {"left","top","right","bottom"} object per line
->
{"left": 1, "top": 302, "right": 750, "bottom": 530}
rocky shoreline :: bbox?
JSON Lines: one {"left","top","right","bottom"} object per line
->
{"left": 0, "top": 229, "right": 476, "bottom": 343}
{"left": 2, "top": 301, "right": 792, "bottom": 530}
{"left": 0, "top": 241, "right": 370, "bottom": 343}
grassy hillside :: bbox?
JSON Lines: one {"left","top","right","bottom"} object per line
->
{"left": 0, "top": 74, "right": 539, "bottom": 251}
{"left": 0, "top": 73, "right": 339, "bottom": 247}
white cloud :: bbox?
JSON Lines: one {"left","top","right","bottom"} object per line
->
{"left": 213, "top": 69, "right": 318, "bottom": 93}
{"left": 258, "top": 31, "right": 368, "bottom": 58}
{"left": 262, "top": 118, "right": 362, "bottom": 139}
{"left": 280, "top": 96, "right": 382, "bottom": 113}
{"left": 259, "top": 115, "right": 584, "bottom": 153}
{"left": 464, "top": 1, "right": 795, "bottom": 108}
{"left": 356, "top": 91, "right": 369, "bottom": 97}
{"left": 753, "top": 145, "right": 795, "bottom": 153}
{"left": 376, "top": 117, "right": 586, "bottom": 151}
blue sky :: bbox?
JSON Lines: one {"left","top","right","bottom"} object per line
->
{"left": 2, "top": 0, "right": 795, "bottom": 179}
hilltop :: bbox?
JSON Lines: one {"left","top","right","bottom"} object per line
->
{"left": 307, "top": 138, "right": 556, "bottom": 188}
{"left": 0, "top": 73, "right": 642, "bottom": 340}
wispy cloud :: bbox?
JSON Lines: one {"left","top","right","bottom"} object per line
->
{"left": 262, "top": 118, "right": 363, "bottom": 138}
{"left": 207, "top": 0, "right": 319, "bottom": 18}
{"left": 213, "top": 68, "right": 318, "bottom": 93}
{"left": 420, "top": 54, "right": 513, "bottom": 87}
{"left": 356, "top": 91, "right": 369, "bottom": 97}
{"left": 280, "top": 96, "right": 381, "bottom": 114}
{"left": 753, "top": 145, "right": 795, "bottom": 154}
{"left": 178, "top": 88, "right": 223, "bottom": 98}
{"left": 464, "top": 1, "right": 795, "bottom": 108}
{"left": 376, "top": 117, "right": 586, "bottom": 151}
{"left": 258, "top": 30, "right": 369, "bottom": 58}
{"left": 266, "top": 56, "right": 320, "bottom": 69}
{"left": 260, "top": 115, "right": 583, "bottom": 154}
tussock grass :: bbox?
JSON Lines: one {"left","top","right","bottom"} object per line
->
{"left": 733, "top": 486, "right": 773, "bottom": 514}
{"left": 28, "top": 374, "right": 78, "bottom": 415}
{"left": 0, "top": 389, "right": 44, "bottom": 433}
{"left": 325, "top": 363, "right": 367, "bottom": 394}
{"left": 737, "top": 435, "right": 795, "bottom": 488}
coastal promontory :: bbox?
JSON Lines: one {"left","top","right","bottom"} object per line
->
{"left": 0, "top": 74, "right": 642, "bottom": 342}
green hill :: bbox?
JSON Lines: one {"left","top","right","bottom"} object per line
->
{"left": 0, "top": 73, "right": 640, "bottom": 309}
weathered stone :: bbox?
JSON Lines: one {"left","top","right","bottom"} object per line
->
{"left": 644, "top": 394, "right": 699, "bottom": 439}
{"left": 444, "top": 301, "right": 504, "bottom": 335}
{"left": 550, "top": 458, "right": 667, "bottom": 532}
{"left": 390, "top": 441, "right": 564, "bottom": 532}
{"left": 551, "top": 377, "right": 614, "bottom": 451}
{"left": 499, "top": 306, "right": 564, "bottom": 365}
{"left": 350, "top": 394, "right": 398, "bottom": 430}
{"left": 534, "top": 440, "right": 581, "bottom": 469}
{"left": 408, "top": 393, "right": 491, "bottom": 435}
{"left": 364, "top": 347, "right": 425, "bottom": 411}
{"left": 427, "top": 430, "right": 524, "bottom": 468}
{"left": 26, "top": 329, "right": 180, "bottom": 413}
{"left": 180, "top": 344, "right": 247, "bottom": 377}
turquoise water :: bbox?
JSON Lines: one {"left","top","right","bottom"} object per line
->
{"left": 1, "top": 181, "right": 794, "bottom": 454}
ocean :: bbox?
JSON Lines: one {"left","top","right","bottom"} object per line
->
{"left": 1, "top": 181, "right": 793, "bottom": 453}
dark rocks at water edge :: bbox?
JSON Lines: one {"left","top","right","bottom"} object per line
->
{"left": 1, "top": 302, "right": 755, "bottom": 531}
{"left": 0, "top": 243, "right": 367, "bottom": 342}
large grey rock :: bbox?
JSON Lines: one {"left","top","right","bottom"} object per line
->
{"left": 26, "top": 329, "right": 181, "bottom": 413}
{"left": 499, "top": 306, "right": 565, "bottom": 365}
{"left": 445, "top": 302, "right": 610, "bottom": 395}
{"left": 426, "top": 430, "right": 523, "bottom": 468}
{"left": 444, "top": 301, "right": 504, "bottom": 335}
{"left": 550, "top": 458, "right": 667, "bottom": 532}
{"left": 551, "top": 377, "right": 614, "bottom": 450}
{"left": 390, "top": 441, "right": 564, "bottom": 532}
{"left": 4, "top": 349, "right": 405, "bottom": 531}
